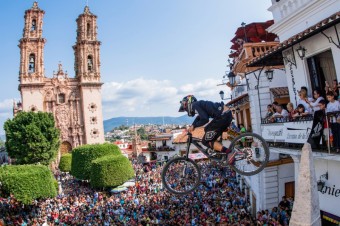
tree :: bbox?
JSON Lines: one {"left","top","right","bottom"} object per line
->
{"left": 0, "top": 165, "right": 57, "bottom": 204}
{"left": 90, "top": 155, "right": 134, "bottom": 188}
{"left": 137, "top": 127, "right": 148, "bottom": 140}
{"left": 59, "top": 153, "right": 72, "bottom": 172}
{"left": 4, "top": 111, "right": 60, "bottom": 165}
{"left": 71, "top": 143, "right": 121, "bottom": 180}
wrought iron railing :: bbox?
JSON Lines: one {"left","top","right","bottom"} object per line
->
{"left": 261, "top": 115, "right": 314, "bottom": 124}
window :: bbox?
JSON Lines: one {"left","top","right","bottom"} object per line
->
{"left": 307, "top": 50, "right": 337, "bottom": 95}
{"left": 31, "top": 19, "right": 36, "bottom": 31}
{"left": 87, "top": 23, "right": 91, "bottom": 38}
{"left": 58, "top": 93, "right": 65, "bottom": 104}
{"left": 29, "top": 54, "right": 35, "bottom": 73}
{"left": 87, "top": 55, "right": 93, "bottom": 71}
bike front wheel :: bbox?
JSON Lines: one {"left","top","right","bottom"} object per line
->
{"left": 161, "top": 157, "right": 201, "bottom": 195}
{"left": 228, "top": 132, "right": 270, "bottom": 176}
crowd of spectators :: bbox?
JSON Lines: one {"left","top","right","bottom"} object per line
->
{"left": 255, "top": 196, "right": 293, "bottom": 226}
{"left": 0, "top": 159, "right": 263, "bottom": 225}
{"left": 263, "top": 83, "right": 340, "bottom": 152}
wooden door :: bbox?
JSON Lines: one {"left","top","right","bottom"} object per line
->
{"left": 285, "top": 181, "right": 295, "bottom": 198}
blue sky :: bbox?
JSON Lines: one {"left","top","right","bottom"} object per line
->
{"left": 0, "top": 0, "right": 273, "bottom": 135}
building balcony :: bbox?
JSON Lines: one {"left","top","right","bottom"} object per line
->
{"left": 232, "top": 42, "right": 281, "bottom": 74}
{"left": 261, "top": 112, "right": 340, "bottom": 155}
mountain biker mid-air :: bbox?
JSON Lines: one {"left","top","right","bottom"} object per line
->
{"left": 178, "top": 95, "right": 236, "bottom": 165}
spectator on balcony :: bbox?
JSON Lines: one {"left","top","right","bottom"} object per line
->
{"left": 272, "top": 101, "right": 279, "bottom": 113}
{"left": 326, "top": 91, "right": 340, "bottom": 152}
{"left": 297, "top": 89, "right": 312, "bottom": 113}
{"left": 306, "top": 89, "right": 324, "bottom": 113}
{"left": 265, "top": 104, "right": 274, "bottom": 119}
{"left": 271, "top": 104, "right": 288, "bottom": 121}
{"left": 325, "top": 80, "right": 339, "bottom": 99}
{"left": 286, "top": 102, "right": 296, "bottom": 119}
{"left": 292, "top": 104, "right": 310, "bottom": 118}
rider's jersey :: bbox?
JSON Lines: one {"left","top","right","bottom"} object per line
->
{"left": 191, "top": 100, "right": 224, "bottom": 128}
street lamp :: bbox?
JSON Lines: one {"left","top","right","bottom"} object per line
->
{"left": 296, "top": 45, "right": 307, "bottom": 60}
{"left": 228, "top": 71, "right": 236, "bottom": 85}
{"left": 265, "top": 69, "right": 274, "bottom": 82}
{"left": 219, "top": 90, "right": 232, "bottom": 100}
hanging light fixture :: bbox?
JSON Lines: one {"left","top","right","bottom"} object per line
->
{"left": 219, "top": 91, "right": 232, "bottom": 100}
{"left": 228, "top": 72, "right": 236, "bottom": 85}
{"left": 219, "top": 90, "right": 225, "bottom": 100}
{"left": 265, "top": 69, "right": 274, "bottom": 82}
{"left": 296, "top": 45, "right": 307, "bottom": 60}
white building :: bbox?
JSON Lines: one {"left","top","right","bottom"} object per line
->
{"left": 244, "top": 0, "right": 340, "bottom": 223}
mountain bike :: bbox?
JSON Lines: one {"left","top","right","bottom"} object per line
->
{"left": 161, "top": 131, "right": 270, "bottom": 195}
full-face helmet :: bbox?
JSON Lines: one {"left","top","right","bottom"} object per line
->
{"left": 178, "top": 95, "right": 197, "bottom": 117}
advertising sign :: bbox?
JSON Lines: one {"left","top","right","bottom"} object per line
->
{"left": 261, "top": 121, "right": 312, "bottom": 144}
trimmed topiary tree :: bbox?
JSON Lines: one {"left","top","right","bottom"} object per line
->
{"left": 71, "top": 143, "right": 121, "bottom": 180}
{"left": 4, "top": 111, "right": 60, "bottom": 165}
{"left": 0, "top": 165, "right": 57, "bottom": 205}
{"left": 90, "top": 155, "right": 134, "bottom": 188}
{"left": 59, "top": 153, "right": 72, "bottom": 172}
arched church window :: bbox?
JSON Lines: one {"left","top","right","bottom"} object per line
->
{"left": 31, "top": 19, "right": 36, "bottom": 31}
{"left": 87, "top": 55, "right": 93, "bottom": 71}
{"left": 58, "top": 93, "right": 65, "bottom": 104}
{"left": 29, "top": 54, "right": 35, "bottom": 73}
{"left": 87, "top": 23, "right": 91, "bottom": 38}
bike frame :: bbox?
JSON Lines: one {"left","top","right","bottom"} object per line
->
{"left": 184, "top": 132, "right": 222, "bottom": 161}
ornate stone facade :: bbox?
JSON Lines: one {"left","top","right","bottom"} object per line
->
{"left": 14, "top": 2, "right": 105, "bottom": 151}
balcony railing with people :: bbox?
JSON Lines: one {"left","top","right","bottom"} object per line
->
{"left": 261, "top": 111, "right": 340, "bottom": 154}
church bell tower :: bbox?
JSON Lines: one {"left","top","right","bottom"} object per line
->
{"left": 73, "top": 6, "right": 105, "bottom": 144}
{"left": 18, "top": 1, "right": 46, "bottom": 83}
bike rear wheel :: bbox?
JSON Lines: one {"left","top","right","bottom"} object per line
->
{"left": 228, "top": 132, "right": 269, "bottom": 176}
{"left": 161, "top": 157, "right": 201, "bottom": 195}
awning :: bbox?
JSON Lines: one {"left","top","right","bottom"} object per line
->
{"left": 247, "top": 11, "right": 340, "bottom": 67}
{"left": 226, "top": 94, "right": 249, "bottom": 107}
{"left": 270, "top": 87, "right": 289, "bottom": 98}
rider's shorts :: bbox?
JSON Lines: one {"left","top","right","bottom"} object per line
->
{"left": 203, "top": 110, "right": 233, "bottom": 143}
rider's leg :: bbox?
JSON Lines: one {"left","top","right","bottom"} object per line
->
{"left": 202, "top": 110, "right": 236, "bottom": 164}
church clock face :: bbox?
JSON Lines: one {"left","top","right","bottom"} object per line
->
{"left": 57, "top": 75, "right": 64, "bottom": 81}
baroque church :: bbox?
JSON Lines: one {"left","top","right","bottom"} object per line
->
{"left": 13, "top": 2, "right": 105, "bottom": 153}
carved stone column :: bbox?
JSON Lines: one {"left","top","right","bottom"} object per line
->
{"left": 290, "top": 143, "right": 321, "bottom": 226}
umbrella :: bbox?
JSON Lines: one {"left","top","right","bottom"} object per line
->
{"left": 122, "top": 181, "right": 135, "bottom": 187}
{"left": 230, "top": 20, "right": 276, "bottom": 43}
{"left": 110, "top": 186, "right": 128, "bottom": 193}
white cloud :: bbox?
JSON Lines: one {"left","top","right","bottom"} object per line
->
{"left": 0, "top": 99, "right": 13, "bottom": 114}
{"left": 102, "top": 77, "right": 231, "bottom": 119}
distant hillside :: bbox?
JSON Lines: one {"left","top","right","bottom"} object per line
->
{"left": 104, "top": 115, "right": 193, "bottom": 132}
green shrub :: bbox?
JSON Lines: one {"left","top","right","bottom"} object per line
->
{"left": 4, "top": 111, "right": 60, "bottom": 165}
{"left": 59, "top": 153, "right": 72, "bottom": 172}
{"left": 90, "top": 155, "right": 135, "bottom": 188}
{"left": 0, "top": 165, "right": 57, "bottom": 204}
{"left": 71, "top": 143, "right": 121, "bottom": 180}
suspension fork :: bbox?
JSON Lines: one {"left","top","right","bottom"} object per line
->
{"left": 185, "top": 132, "right": 192, "bottom": 160}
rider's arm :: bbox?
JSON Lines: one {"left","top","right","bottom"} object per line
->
{"left": 192, "top": 103, "right": 209, "bottom": 128}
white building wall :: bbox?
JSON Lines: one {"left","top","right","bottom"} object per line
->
{"left": 282, "top": 25, "right": 340, "bottom": 106}
{"left": 315, "top": 159, "right": 340, "bottom": 217}
{"left": 268, "top": 0, "right": 340, "bottom": 41}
